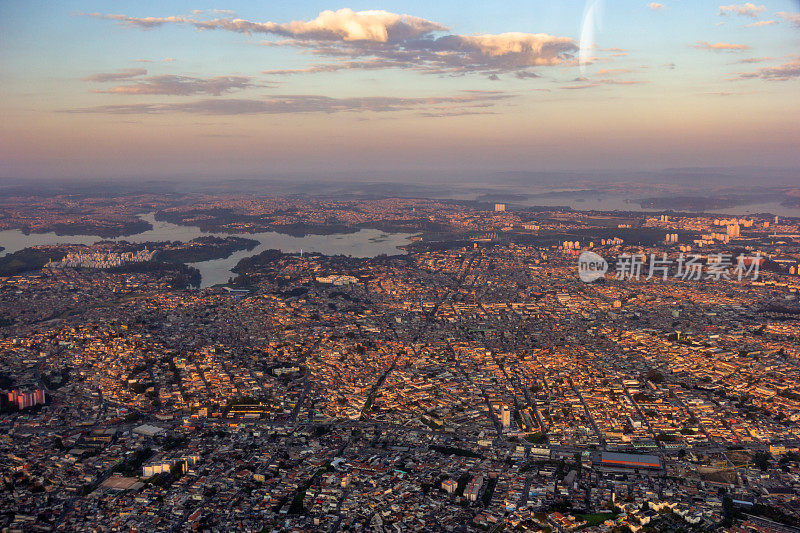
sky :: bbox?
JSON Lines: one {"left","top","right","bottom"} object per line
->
{"left": 1, "top": 1, "right": 798, "bottom": 180}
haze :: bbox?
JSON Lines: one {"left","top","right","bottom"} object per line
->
{"left": 1, "top": 1, "right": 799, "bottom": 180}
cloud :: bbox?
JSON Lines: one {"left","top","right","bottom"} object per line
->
{"left": 560, "top": 83, "right": 599, "bottom": 90}
{"left": 89, "top": 9, "right": 446, "bottom": 42}
{"left": 64, "top": 91, "right": 515, "bottom": 115}
{"left": 85, "top": 9, "right": 578, "bottom": 75}
{"left": 347, "top": 35, "right": 570, "bottom": 73}
{"left": 86, "top": 13, "right": 190, "bottom": 29}
{"left": 418, "top": 110, "right": 498, "bottom": 118}
{"left": 262, "top": 58, "right": 404, "bottom": 75}
{"left": 193, "top": 9, "right": 448, "bottom": 43}
{"left": 776, "top": 12, "right": 800, "bottom": 26}
{"left": 718, "top": 3, "right": 766, "bottom": 18}
{"left": 693, "top": 41, "right": 749, "bottom": 51}
{"left": 261, "top": 33, "right": 578, "bottom": 76}
{"left": 94, "top": 75, "right": 255, "bottom": 96}
{"left": 745, "top": 20, "right": 776, "bottom": 27}
{"left": 647, "top": 3, "right": 666, "bottom": 11}
{"left": 737, "top": 56, "right": 773, "bottom": 63}
{"left": 596, "top": 79, "right": 648, "bottom": 85}
{"left": 406, "top": 33, "right": 577, "bottom": 71}
{"left": 735, "top": 58, "right": 800, "bottom": 81}
{"left": 191, "top": 9, "right": 236, "bottom": 16}
{"left": 82, "top": 68, "right": 147, "bottom": 82}
{"left": 595, "top": 68, "right": 635, "bottom": 76}
{"left": 559, "top": 78, "right": 648, "bottom": 90}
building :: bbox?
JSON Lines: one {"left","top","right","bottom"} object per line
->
{"left": 7, "top": 389, "right": 46, "bottom": 410}
{"left": 529, "top": 447, "right": 551, "bottom": 458}
{"left": 597, "top": 452, "right": 662, "bottom": 471}
{"left": 501, "top": 405, "right": 511, "bottom": 428}
{"left": 316, "top": 275, "right": 359, "bottom": 286}
{"left": 494, "top": 203, "right": 506, "bottom": 212}
{"left": 465, "top": 476, "right": 484, "bottom": 502}
{"left": 132, "top": 424, "right": 166, "bottom": 437}
{"left": 143, "top": 455, "right": 200, "bottom": 478}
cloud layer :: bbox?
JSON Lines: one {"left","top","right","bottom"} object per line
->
{"left": 65, "top": 91, "right": 514, "bottom": 116}
{"left": 92, "top": 75, "right": 255, "bottom": 96}
{"left": 90, "top": 9, "right": 446, "bottom": 42}
{"left": 86, "top": 9, "right": 578, "bottom": 76}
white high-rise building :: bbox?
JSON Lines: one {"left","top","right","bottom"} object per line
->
{"left": 501, "top": 405, "right": 511, "bottom": 428}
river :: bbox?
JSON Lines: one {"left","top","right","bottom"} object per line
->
{"left": 0, "top": 213, "right": 414, "bottom": 287}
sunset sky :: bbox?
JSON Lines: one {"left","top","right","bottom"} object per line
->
{"left": 1, "top": 1, "right": 799, "bottom": 180}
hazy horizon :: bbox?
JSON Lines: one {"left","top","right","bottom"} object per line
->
{"left": 2, "top": 1, "right": 800, "bottom": 180}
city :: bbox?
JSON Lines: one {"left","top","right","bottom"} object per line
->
{"left": 1, "top": 194, "right": 799, "bottom": 532}
{"left": 2, "top": 0, "right": 800, "bottom": 531}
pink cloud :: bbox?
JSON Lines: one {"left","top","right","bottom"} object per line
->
{"left": 693, "top": 41, "right": 749, "bottom": 52}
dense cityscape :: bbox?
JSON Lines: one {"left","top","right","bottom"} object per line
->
{"left": 1, "top": 194, "right": 799, "bottom": 532}
{"left": 3, "top": 0, "right": 800, "bottom": 531}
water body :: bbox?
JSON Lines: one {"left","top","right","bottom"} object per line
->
{"left": 516, "top": 195, "right": 800, "bottom": 217}
{"left": 0, "top": 213, "right": 414, "bottom": 287}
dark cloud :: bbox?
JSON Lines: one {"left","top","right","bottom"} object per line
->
{"left": 82, "top": 68, "right": 147, "bottom": 82}
{"left": 85, "top": 13, "right": 188, "bottom": 29}
{"left": 262, "top": 59, "right": 403, "bottom": 75}
{"left": 95, "top": 75, "right": 255, "bottom": 96}
{"left": 734, "top": 58, "right": 800, "bottom": 81}
{"left": 65, "top": 91, "right": 515, "bottom": 116}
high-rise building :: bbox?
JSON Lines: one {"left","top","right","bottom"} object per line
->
{"left": 494, "top": 203, "right": 506, "bottom": 212}
{"left": 465, "top": 476, "right": 484, "bottom": 501}
{"left": 501, "top": 405, "right": 511, "bottom": 428}
{"left": 8, "top": 389, "right": 46, "bottom": 410}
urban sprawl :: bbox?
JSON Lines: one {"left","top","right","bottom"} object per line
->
{"left": 1, "top": 196, "right": 799, "bottom": 532}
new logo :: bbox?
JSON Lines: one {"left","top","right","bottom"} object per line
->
{"left": 578, "top": 251, "right": 608, "bottom": 282}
